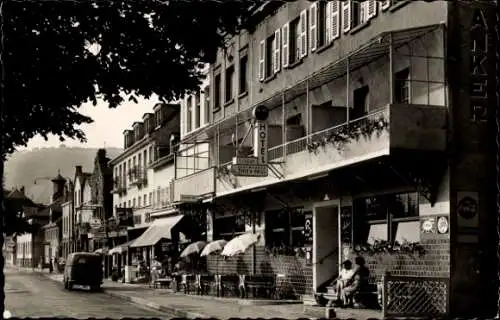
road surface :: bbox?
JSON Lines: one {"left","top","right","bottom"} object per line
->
{"left": 4, "top": 268, "right": 171, "bottom": 318}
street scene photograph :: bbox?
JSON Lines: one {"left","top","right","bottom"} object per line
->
{"left": 1, "top": 0, "right": 498, "bottom": 319}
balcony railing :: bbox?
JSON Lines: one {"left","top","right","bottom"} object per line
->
{"left": 268, "top": 109, "right": 389, "bottom": 161}
{"left": 112, "top": 178, "right": 127, "bottom": 194}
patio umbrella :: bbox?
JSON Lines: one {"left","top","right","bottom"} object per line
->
{"left": 221, "top": 233, "right": 260, "bottom": 257}
{"left": 200, "top": 240, "right": 228, "bottom": 257}
{"left": 180, "top": 241, "right": 207, "bottom": 258}
{"left": 200, "top": 239, "right": 228, "bottom": 275}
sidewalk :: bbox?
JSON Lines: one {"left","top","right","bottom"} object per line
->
{"left": 14, "top": 265, "right": 380, "bottom": 319}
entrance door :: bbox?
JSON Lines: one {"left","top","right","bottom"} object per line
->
{"left": 312, "top": 200, "right": 341, "bottom": 292}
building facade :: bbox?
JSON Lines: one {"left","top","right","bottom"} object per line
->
{"left": 61, "top": 180, "right": 74, "bottom": 259}
{"left": 171, "top": 0, "right": 497, "bottom": 318}
{"left": 110, "top": 103, "right": 181, "bottom": 266}
{"left": 73, "top": 165, "right": 93, "bottom": 252}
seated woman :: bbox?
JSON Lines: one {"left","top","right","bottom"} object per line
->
{"left": 341, "top": 256, "right": 370, "bottom": 307}
{"left": 331, "top": 260, "right": 355, "bottom": 304}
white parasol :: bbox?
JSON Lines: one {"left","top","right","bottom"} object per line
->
{"left": 221, "top": 233, "right": 260, "bottom": 257}
{"left": 180, "top": 241, "right": 207, "bottom": 258}
{"left": 200, "top": 239, "right": 228, "bottom": 257}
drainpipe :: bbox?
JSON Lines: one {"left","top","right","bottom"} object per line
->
{"left": 346, "top": 57, "right": 350, "bottom": 123}
{"left": 389, "top": 33, "right": 394, "bottom": 105}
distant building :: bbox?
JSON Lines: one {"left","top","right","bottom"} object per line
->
{"left": 61, "top": 180, "right": 74, "bottom": 259}
{"left": 7, "top": 187, "right": 49, "bottom": 268}
{"left": 73, "top": 165, "right": 93, "bottom": 252}
{"left": 41, "top": 172, "right": 66, "bottom": 266}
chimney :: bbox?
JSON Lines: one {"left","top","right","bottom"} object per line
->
{"left": 98, "top": 148, "right": 106, "bottom": 159}
{"left": 76, "top": 165, "right": 83, "bottom": 176}
{"left": 20, "top": 186, "right": 25, "bottom": 195}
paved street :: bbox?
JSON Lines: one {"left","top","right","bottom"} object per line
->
{"left": 4, "top": 268, "right": 172, "bottom": 318}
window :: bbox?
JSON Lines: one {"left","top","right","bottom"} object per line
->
{"left": 214, "top": 73, "right": 221, "bottom": 110}
{"left": 143, "top": 194, "right": 147, "bottom": 206}
{"left": 352, "top": 86, "right": 369, "bottom": 119}
{"left": 149, "top": 193, "right": 152, "bottom": 206}
{"left": 137, "top": 153, "right": 142, "bottom": 171}
{"left": 395, "top": 68, "right": 411, "bottom": 103}
{"left": 143, "top": 150, "right": 147, "bottom": 168}
{"left": 239, "top": 54, "right": 248, "bottom": 94}
{"left": 317, "top": 1, "right": 328, "bottom": 47}
{"left": 186, "top": 97, "right": 192, "bottom": 133}
{"left": 155, "top": 109, "right": 162, "bottom": 128}
{"left": 137, "top": 197, "right": 141, "bottom": 207}
{"left": 225, "top": 65, "right": 234, "bottom": 102}
{"left": 148, "top": 146, "right": 153, "bottom": 163}
{"left": 345, "top": 1, "right": 377, "bottom": 31}
{"left": 195, "top": 92, "right": 201, "bottom": 129}
{"left": 145, "top": 213, "right": 151, "bottom": 223}
{"left": 288, "top": 16, "right": 302, "bottom": 65}
{"left": 214, "top": 215, "right": 246, "bottom": 240}
{"left": 265, "top": 34, "right": 275, "bottom": 78}
{"left": 132, "top": 198, "right": 136, "bottom": 208}
{"left": 203, "top": 86, "right": 210, "bottom": 123}
{"left": 354, "top": 192, "right": 419, "bottom": 245}
{"left": 266, "top": 210, "right": 289, "bottom": 248}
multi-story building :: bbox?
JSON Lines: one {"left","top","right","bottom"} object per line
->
{"left": 172, "top": 1, "right": 497, "bottom": 318}
{"left": 61, "top": 180, "right": 74, "bottom": 259}
{"left": 41, "top": 172, "right": 66, "bottom": 266}
{"left": 5, "top": 187, "right": 46, "bottom": 267}
{"left": 109, "top": 102, "right": 181, "bottom": 266}
{"left": 73, "top": 165, "right": 93, "bottom": 252}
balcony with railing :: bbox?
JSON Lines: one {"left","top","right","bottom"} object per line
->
{"left": 172, "top": 142, "right": 215, "bottom": 202}
{"left": 210, "top": 24, "right": 448, "bottom": 196}
{"left": 112, "top": 177, "right": 127, "bottom": 194}
{"left": 129, "top": 166, "right": 148, "bottom": 187}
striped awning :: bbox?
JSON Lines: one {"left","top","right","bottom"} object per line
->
{"left": 130, "top": 215, "right": 184, "bottom": 248}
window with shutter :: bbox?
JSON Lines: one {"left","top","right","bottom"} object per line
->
{"left": 282, "top": 23, "right": 289, "bottom": 68}
{"left": 380, "top": 0, "right": 391, "bottom": 10}
{"left": 331, "top": 1, "right": 340, "bottom": 40}
{"left": 258, "top": 40, "right": 265, "bottom": 81}
{"left": 309, "top": 3, "right": 318, "bottom": 52}
{"left": 299, "top": 9, "right": 308, "bottom": 58}
{"left": 367, "top": 0, "right": 377, "bottom": 19}
{"left": 274, "top": 29, "right": 281, "bottom": 73}
{"left": 342, "top": 1, "right": 351, "bottom": 33}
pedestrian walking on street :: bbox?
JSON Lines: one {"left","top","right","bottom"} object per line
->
{"left": 48, "top": 259, "right": 53, "bottom": 273}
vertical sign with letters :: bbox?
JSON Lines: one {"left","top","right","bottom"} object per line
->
{"left": 469, "top": 8, "right": 489, "bottom": 122}
{"left": 253, "top": 121, "right": 268, "bottom": 164}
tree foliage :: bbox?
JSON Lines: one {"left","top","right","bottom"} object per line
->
{"left": 1, "top": 0, "right": 257, "bottom": 157}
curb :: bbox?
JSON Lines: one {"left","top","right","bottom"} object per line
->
{"left": 37, "top": 271, "right": 208, "bottom": 318}
{"left": 105, "top": 290, "right": 207, "bottom": 319}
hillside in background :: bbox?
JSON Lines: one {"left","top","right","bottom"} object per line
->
{"left": 4, "top": 145, "right": 122, "bottom": 204}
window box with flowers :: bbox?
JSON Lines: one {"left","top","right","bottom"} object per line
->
{"left": 351, "top": 192, "right": 426, "bottom": 268}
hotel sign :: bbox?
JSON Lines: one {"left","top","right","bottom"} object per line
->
{"left": 469, "top": 8, "right": 490, "bottom": 122}
{"left": 231, "top": 164, "right": 268, "bottom": 177}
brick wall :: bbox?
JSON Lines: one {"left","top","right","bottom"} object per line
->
{"left": 347, "top": 231, "right": 450, "bottom": 283}
{"left": 207, "top": 245, "right": 313, "bottom": 296}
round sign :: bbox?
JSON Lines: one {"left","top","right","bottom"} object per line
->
{"left": 89, "top": 218, "right": 102, "bottom": 230}
{"left": 437, "top": 216, "right": 449, "bottom": 234}
{"left": 252, "top": 105, "right": 269, "bottom": 121}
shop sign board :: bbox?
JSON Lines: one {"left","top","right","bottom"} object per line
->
{"left": 231, "top": 164, "right": 268, "bottom": 177}
{"left": 253, "top": 121, "right": 268, "bottom": 164}
{"left": 232, "top": 156, "right": 258, "bottom": 165}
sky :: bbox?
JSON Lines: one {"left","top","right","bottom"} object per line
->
{"left": 21, "top": 95, "right": 161, "bottom": 150}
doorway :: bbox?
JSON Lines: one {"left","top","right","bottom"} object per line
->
{"left": 312, "top": 200, "right": 341, "bottom": 292}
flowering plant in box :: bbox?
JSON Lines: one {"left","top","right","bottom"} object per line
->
{"left": 265, "top": 245, "right": 306, "bottom": 258}
{"left": 353, "top": 239, "right": 425, "bottom": 256}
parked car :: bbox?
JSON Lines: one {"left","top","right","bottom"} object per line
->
{"left": 63, "top": 252, "right": 103, "bottom": 291}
